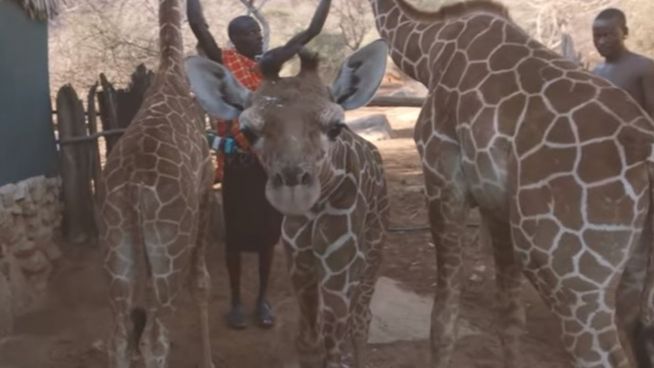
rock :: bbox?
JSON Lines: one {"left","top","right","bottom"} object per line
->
{"left": 345, "top": 114, "right": 393, "bottom": 142}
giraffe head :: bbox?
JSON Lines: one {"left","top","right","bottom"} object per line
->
{"left": 186, "top": 3, "right": 387, "bottom": 215}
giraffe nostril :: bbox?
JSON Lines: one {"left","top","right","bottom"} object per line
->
{"left": 272, "top": 173, "right": 284, "bottom": 188}
{"left": 300, "top": 172, "right": 312, "bottom": 186}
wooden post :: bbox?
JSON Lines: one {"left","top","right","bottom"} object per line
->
{"left": 87, "top": 83, "right": 102, "bottom": 196}
{"left": 97, "top": 73, "right": 120, "bottom": 154}
{"left": 56, "top": 85, "right": 96, "bottom": 244}
{"left": 116, "top": 64, "right": 154, "bottom": 129}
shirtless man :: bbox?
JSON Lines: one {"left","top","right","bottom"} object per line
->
{"left": 592, "top": 8, "right": 654, "bottom": 117}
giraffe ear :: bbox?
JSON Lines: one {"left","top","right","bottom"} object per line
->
{"left": 330, "top": 39, "right": 388, "bottom": 111}
{"left": 185, "top": 56, "right": 251, "bottom": 120}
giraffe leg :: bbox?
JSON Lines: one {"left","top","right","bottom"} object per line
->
{"left": 616, "top": 227, "right": 649, "bottom": 367}
{"left": 482, "top": 214, "right": 525, "bottom": 368}
{"left": 284, "top": 234, "right": 323, "bottom": 368}
{"left": 139, "top": 233, "right": 193, "bottom": 368}
{"left": 514, "top": 231, "right": 632, "bottom": 367}
{"left": 636, "top": 236, "right": 654, "bottom": 368}
{"left": 103, "top": 223, "right": 139, "bottom": 368}
{"left": 351, "top": 215, "right": 385, "bottom": 368}
{"left": 426, "top": 188, "right": 469, "bottom": 368}
{"left": 190, "top": 194, "right": 214, "bottom": 368}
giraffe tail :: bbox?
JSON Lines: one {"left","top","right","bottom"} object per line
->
{"left": 129, "top": 183, "right": 154, "bottom": 352}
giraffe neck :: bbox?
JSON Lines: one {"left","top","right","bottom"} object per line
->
{"left": 159, "top": 0, "right": 185, "bottom": 75}
{"left": 369, "top": 0, "right": 511, "bottom": 86}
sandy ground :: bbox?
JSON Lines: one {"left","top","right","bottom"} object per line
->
{"left": 0, "top": 106, "right": 572, "bottom": 368}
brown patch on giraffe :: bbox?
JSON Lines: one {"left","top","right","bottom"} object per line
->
{"left": 466, "top": 20, "right": 504, "bottom": 61}
{"left": 574, "top": 332, "right": 602, "bottom": 362}
{"left": 479, "top": 71, "right": 520, "bottom": 105}
{"left": 156, "top": 159, "right": 179, "bottom": 178}
{"left": 544, "top": 79, "right": 596, "bottom": 114}
{"left": 624, "top": 165, "right": 649, "bottom": 200}
{"left": 157, "top": 142, "right": 183, "bottom": 163}
{"left": 504, "top": 22, "right": 528, "bottom": 44}
{"left": 591, "top": 311, "right": 613, "bottom": 330}
{"left": 520, "top": 146, "right": 576, "bottom": 184}
{"left": 159, "top": 196, "right": 187, "bottom": 222}
{"left": 431, "top": 42, "right": 456, "bottom": 75}
{"left": 578, "top": 141, "right": 622, "bottom": 184}
{"left": 143, "top": 136, "right": 159, "bottom": 154}
{"left": 532, "top": 219, "right": 559, "bottom": 251}
{"left": 404, "top": 32, "right": 422, "bottom": 63}
{"left": 489, "top": 44, "right": 530, "bottom": 72}
{"left": 458, "top": 90, "right": 482, "bottom": 123}
{"left": 551, "top": 59, "right": 578, "bottom": 71}
{"left": 516, "top": 58, "right": 550, "bottom": 94}
{"left": 471, "top": 107, "right": 495, "bottom": 149}
{"left": 586, "top": 181, "right": 635, "bottom": 226}
{"left": 441, "top": 51, "right": 468, "bottom": 89}
{"left": 459, "top": 62, "right": 490, "bottom": 91}
{"left": 618, "top": 126, "right": 651, "bottom": 165}
{"left": 323, "top": 272, "right": 347, "bottom": 294}
{"left": 328, "top": 178, "right": 358, "bottom": 210}
{"left": 549, "top": 176, "right": 583, "bottom": 231}
{"left": 420, "top": 23, "right": 445, "bottom": 52}
{"left": 563, "top": 317, "right": 585, "bottom": 335}
{"left": 598, "top": 87, "right": 644, "bottom": 123}
{"left": 496, "top": 93, "right": 525, "bottom": 136}
{"left": 573, "top": 103, "right": 621, "bottom": 141}
{"left": 546, "top": 117, "right": 576, "bottom": 145}
{"left": 515, "top": 96, "right": 555, "bottom": 156}
{"left": 578, "top": 252, "right": 612, "bottom": 284}
{"left": 438, "top": 21, "right": 465, "bottom": 41}
{"left": 582, "top": 229, "right": 633, "bottom": 267}
{"left": 455, "top": 15, "right": 494, "bottom": 49}
{"left": 476, "top": 152, "right": 497, "bottom": 182}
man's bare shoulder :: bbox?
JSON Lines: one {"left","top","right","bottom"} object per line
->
{"left": 629, "top": 52, "right": 654, "bottom": 75}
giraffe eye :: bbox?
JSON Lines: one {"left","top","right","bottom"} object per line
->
{"left": 326, "top": 122, "right": 345, "bottom": 141}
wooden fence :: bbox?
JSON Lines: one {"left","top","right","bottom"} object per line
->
{"left": 55, "top": 64, "right": 154, "bottom": 243}
{"left": 54, "top": 64, "right": 427, "bottom": 242}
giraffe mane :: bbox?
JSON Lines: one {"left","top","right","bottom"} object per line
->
{"left": 395, "top": 0, "right": 511, "bottom": 23}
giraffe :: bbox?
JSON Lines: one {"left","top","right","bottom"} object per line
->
{"left": 185, "top": 3, "right": 390, "bottom": 366}
{"left": 368, "top": 0, "right": 654, "bottom": 367}
{"left": 95, "top": 1, "right": 215, "bottom": 367}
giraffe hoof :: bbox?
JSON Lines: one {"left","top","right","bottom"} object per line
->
{"left": 225, "top": 304, "right": 247, "bottom": 330}
{"left": 255, "top": 301, "right": 275, "bottom": 329}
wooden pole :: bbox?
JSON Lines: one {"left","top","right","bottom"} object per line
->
{"left": 56, "top": 85, "right": 96, "bottom": 244}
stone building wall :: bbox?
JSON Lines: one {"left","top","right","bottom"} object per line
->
{"left": 0, "top": 175, "right": 62, "bottom": 338}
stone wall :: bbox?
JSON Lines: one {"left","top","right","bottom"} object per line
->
{"left": 0, "top": 175, "right": 62, "bottom": 338}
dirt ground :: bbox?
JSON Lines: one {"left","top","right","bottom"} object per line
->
{"left": 0, "top": 107, "right": 571, "bottom": 368}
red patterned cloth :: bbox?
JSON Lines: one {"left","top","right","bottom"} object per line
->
{"left": 214, "top": 49, "right": 262, "bottom": 182}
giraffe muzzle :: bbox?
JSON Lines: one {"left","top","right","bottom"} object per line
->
{"left": 266, "top": 166, "right": 320, "bottom": 215}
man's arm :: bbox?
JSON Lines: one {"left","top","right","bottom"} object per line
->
{"left": 187, "top": 0, "right": 222, "bottom": 64}
{"left": 641, "top": 60, "right": 654, "bottom": 118}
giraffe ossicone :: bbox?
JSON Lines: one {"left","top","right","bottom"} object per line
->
{"left": 369, "top": 0, "right": 654, "bottom": 367}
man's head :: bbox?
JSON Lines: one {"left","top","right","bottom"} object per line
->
{"left": 593, "top": 8, "right": 628, "bottom": 60}
{"left": 228, "top": 15, "right": 263, "bottom": 60}
{"left": 186, "top": 40, "right": 388, "bottom": 215}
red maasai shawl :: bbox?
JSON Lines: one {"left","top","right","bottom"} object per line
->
{"left": 214, "top": 49, "right": 262, "bottom": 182}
